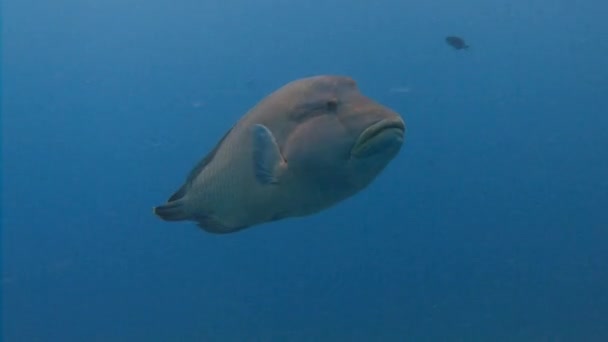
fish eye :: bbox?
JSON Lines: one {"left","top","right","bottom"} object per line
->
{"left": 326, "top": 100, "right": 338, "bottom": 111}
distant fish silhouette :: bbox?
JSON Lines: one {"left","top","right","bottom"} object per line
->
{"left": 445, "top": 36, "right": 469, "bottom": 50}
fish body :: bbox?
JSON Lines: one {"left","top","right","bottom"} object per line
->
{"left": 153, "top": 75, "right": 406, "bottom": 234}
{"left": 446, "top": 36, "right": 469, "bottom": 50}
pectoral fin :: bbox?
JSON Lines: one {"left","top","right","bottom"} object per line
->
{"left": 252, "top": 124, "right": 286, "bottom": 184}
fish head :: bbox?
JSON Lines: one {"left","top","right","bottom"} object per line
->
{"left": 283, "top": 75, "right": 405, "bottom": 193}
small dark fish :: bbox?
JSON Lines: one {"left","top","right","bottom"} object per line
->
{"left": 445, "top": 36, "right": 469, "bottom": 50}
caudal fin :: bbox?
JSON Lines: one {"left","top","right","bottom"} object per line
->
{"left": 153, "top": 199, "right": 190, "bottom": 221}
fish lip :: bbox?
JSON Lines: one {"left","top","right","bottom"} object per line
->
{"left": 351, "top": 118, "right": 405, "bottom": 157}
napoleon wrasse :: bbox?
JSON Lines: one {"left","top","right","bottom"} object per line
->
{"left": 153, "top": 75, "right": 406, "bottom": 234}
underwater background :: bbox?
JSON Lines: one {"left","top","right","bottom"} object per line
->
{"left": 2, "top": 0, "right": 608, "bottom": 341}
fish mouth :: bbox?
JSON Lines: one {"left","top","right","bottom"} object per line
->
{"left": 351, "top": 118, "right": 405, "bottom": 158}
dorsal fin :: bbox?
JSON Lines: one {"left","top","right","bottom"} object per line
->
{"left": 167, "top": 126, "right": 234, "bottom": 202}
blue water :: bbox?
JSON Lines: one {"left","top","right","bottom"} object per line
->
{"left": 3, "top": 0, "right": 608, "bottom": 340}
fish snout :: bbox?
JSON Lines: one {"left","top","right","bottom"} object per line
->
{"left": 350, "top": 117, "right": 405, "bottom": 159}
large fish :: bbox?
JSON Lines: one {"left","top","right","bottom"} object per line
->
{"left": 153, "top": 75, "right": 406, "bottom": 234}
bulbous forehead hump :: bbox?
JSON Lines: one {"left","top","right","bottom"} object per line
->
{"left": 306, "top": 75, "right": 358, "bottom": 94}
{"left": 286, "top": 76, "right": 361, "bottom": 110}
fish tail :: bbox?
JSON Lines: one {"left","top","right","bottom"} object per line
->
{"left": 153, "top": 199, "right": 190, "bottom": 221}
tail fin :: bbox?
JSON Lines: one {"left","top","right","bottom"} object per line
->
{"left": 153, "top": 199, "right": 190, "bottom": 221}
